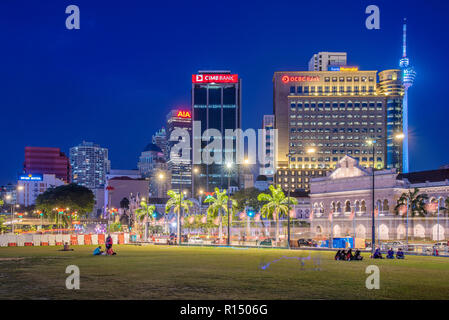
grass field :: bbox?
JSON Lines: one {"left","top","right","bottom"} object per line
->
{"left": 0, "top": 245, "right": 448, "bottom": 300}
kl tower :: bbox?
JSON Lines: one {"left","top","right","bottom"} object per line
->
{"left": 399, "top": 18, "right": 416, "bottom": 173}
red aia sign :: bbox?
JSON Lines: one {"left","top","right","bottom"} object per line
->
{"left": 281, "top": 75, "right": 320, "bottom": 83}
{"left": 177, "top": 110, "right": 191, "bottom": 118}
{"left": 192, "top": 74, "right": 238, "bottom": 83}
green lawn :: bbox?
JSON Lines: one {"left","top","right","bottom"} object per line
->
{"left": 0, "top": 245, "right": 448, "bottom": 300}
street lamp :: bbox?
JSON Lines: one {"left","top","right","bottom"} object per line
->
{"left": 225, "top": 162, "right": 233, "bottom": 246}
{"left": 366, "top": 139, "right": 377, "bottom": 255}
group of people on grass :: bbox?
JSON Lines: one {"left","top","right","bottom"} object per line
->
{"left": 373, "top": 247, "right": 404, "bottom": 259}
{"left": 334, "top": 249, "right": 363, "bottom": 261}
{"left": 93, "top": 234, "right": 117, "bottom": 256}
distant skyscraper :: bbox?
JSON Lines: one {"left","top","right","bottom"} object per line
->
{"left": 152, "top": 127, "right": 168, "bottom": 160}
{"left": 70, "top": 141, "right": 110, "bottom": 189}
{"left": 192, "top": 70, "right": 241, "bottom": 195}
{"left": 166, "top": 109, "right": 192, "bottom": 194}
{"left": 308, "top": 52, "right": 347, "bottom": 71}
{"left": 23, "top": 147, "right": 71, "bottom": 183}
{"left": 261, "top": 115, "right": 276, "bottom": 183}
{"left": 399, "top": 19, "right": 416, "bottom": 173}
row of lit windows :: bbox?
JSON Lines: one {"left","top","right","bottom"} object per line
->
{"left": 291, "top": 127, "right": 382, "bottom": 132}
{"left": 323, "top": 76, "right": 375, "bottom": 82}
{"left": 290, "top": 86, "right": 375, "bottom": 95}
{"left": 290, "top": 121, "right": 384, "bottom": 126}
{"left": 290, "top": 114, "right": 383, "bottom": 119}
{"left": 288, "top": 155, "right": 383, "bottom": 162}
{"left": 289, "top": 101, "right": 383, "bottom": 108}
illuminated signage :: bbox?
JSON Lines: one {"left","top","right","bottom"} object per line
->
{"left": 176, "top": 110, "right": 191, "bottom": 118}
{"left": 19, "top": 174, "right": 42, "bottom": 181}
{"left": 192, "top": 74, "right": 238, "bottom": 83}
{"left": 327, "top": 66, "right": 359, "bottom": 72}
{"left": 340, "top": 66, "right": 358, "bottom": 72}
{"left": 281, "top": 75, "right": 320, "bottom": 84}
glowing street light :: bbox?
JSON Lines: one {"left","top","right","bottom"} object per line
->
{"left": 395, "top": 133, "right": 405, "bottom": 140}
{"left": 306, "top": 148, "right": 316, "bottom": 154}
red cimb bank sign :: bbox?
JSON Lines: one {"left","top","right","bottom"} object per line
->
{"left": 192, "top": 74, "right": 238, "bottom": 83}
{"left": 281, "top": 75, "right": 320, "bottom": 83}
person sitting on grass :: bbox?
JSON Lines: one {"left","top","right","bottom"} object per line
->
{"left": 353, "top": 250, "right": 363, "bottom": 260}
{"left": 346, "top": 249, "right": 354, "bottom": 261}
{"left": 93, "top": 246, "right": 104, "bottom": 256}
{"left": 335, "top": 250, "right": 342, "bottom": 260}
{"left": 373, "top": 247, "right": 383, "bottom": 259}
{"left": 106, "top": 247, "right": 117, "bottom": 256}
{"left": 396, "top": 248, "right": 405, "bottom": 259}
{"left": 386, "top": 248, "right": 395, "bottom": 259}
{"left": 340, "top": 249, "right": 348, "bottom": 261}
{"left": 59, "top": 242, "right": 74, "bottom": 251}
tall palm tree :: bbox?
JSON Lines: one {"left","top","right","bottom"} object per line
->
{"left": 165, "top": 190, "right": 193, "bottom": 244}
{"left": 394, "top": 188, "right": 428, "bottom": 217}
{"left": 204, "top": 187, "right": 237, "bottom": 243}
{"left": 257, "top": 185, "right": 298, "bottom": 245}
{"left": 394, "top": 188, "right": 428, "bottom": 241}
{"left": 135, "top": 201, "right": 155, "bottom": 241}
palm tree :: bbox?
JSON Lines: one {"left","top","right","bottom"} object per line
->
{"left": 204, "top": 187, "right": 237, "bottom": 243}
{"left": 165, "top": 190, "right": 193, "bottom": 244}
{"left": 257, "top": 185, "right": 298, "bottom": 245}
{"left": 394, "top": 188, "right": 428, "bottom": 217}
{"left": 135, "top": 201, "right": 155, "bottom": 241}
{"left": 394, "top": 188, "right": 428, "bottom": 241}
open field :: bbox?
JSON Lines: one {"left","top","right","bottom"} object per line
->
{"left": 0, "top": 245, "right": 448, "bottom": 300}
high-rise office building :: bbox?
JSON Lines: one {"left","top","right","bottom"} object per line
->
{"left": 137, "top": 142, "right": 170, "bottom": 198}
{"left": 152, "top": 127, "right": 168, "bottom": 160}
{"left": 17, "top": 173, "right": 65, "bottom": 206}
{"left": 23, "top": 147, "right": 71, "bottom": 183}
{"left": 70, "top": 141, "right": 110, "bottom": 190}
{"left": 166, "top": 109, "right": 192, "bottom": 194}
{"left": 308, "top": 52, "right": 347, "bottom": 71}
{"left": 192, "top": 70, "right": 241, "bottom": 195}
{"left": 273, "top": 62, "right": 404, "bottom": 192}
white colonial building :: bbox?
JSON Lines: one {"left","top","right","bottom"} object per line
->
{"left": 309, "top": 156, "right": 449, "bottom": 242}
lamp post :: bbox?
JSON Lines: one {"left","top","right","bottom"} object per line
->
{"left": 367, "top": 139, "right": 376, "bottom": 255}
{"left": 286, "top": 153, "right": 291, "bottom": 249}
{"left": 5, "top": 194, "right": 12, "bottom": 234}
{"left": 226, "top": 162, "right": 232, "bottom": 246}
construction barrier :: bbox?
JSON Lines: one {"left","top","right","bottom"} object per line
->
{"left": 84, "top": 234, "right": 92, "bottom": 245}
{"left": 0, "top": 233, "right": 129, "bottom": 247}
{"left": 91, "top": 234, "right": 98, "bottom": 245}
{"left": 118, "top": 233, "right": 124, "bottom": 244}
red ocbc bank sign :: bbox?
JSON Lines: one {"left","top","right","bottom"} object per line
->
{"left": 281, "top": 75, "right": 320, "bottom": 83}
{"left": 192, "top": 74, "right": 238, "bottom": 83}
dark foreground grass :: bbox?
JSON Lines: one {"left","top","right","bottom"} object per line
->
{"left": 0, "top": 245, "right": 448, "bottom": 300}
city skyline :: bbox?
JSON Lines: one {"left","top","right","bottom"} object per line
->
{"left": 1, "top": 1, "right": 449, "bottom": 184}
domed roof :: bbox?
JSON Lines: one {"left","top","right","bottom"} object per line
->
{"left": 143, "top": 143, "right": 162, "bottom": 153}
{"left": 256, "top": 175, "right": 267, "bottom": 181}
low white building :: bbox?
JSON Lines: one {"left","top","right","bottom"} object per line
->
{"left": 309, "top": 156, "right": 449, "bottom": 241}
{"left": 17, "top": 174, "right": 65, "bottom": 207}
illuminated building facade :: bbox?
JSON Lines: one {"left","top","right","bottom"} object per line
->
{"left": 261, "top": 115, "right": 276, "bottom": 183}
{"left": 191, "top": 70, "right": 241, "bottom": 195}
{"left": 70, "top": 141, "right": 110, "bottom": 190}
{"left": 24, "top": 146, "right": 71, "bottom": 183}
{"left": 17, "top": 173, "right": 64, "bottom": 206}
{"left": 166, "top": 109, "right": 192, "bottom": 193}
{"left": 273, "top": 65, "right": 404, "bottom": 192}
{"left": 399, "top": 19, "right": 416, "bottom": 173}
{"left": 308, "top": 52, "right": 347, "bottom": 71}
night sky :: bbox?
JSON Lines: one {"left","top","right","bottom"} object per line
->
{"left": 1, "top": 0, "right": 448, "bottom": 185}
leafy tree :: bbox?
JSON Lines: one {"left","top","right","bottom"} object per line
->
{"left": 35, "top": 184, "right": 94, "bottom": 227}
{"left": 108, "top": 222, "right": 122, "bottom": 233}
{"left": 204, "top": 187, "right": 237, "bottom": 241}
{"left": 257, "top": 185, "right": 298, "bottom": 244}
{"left": 165, "top": 190, "right": 193, "bottom": 244}
{"left": 120, "top": 197, "right": 130, "bottom": 210}
{"left": 394, "top": 188, "right": 429, "bottom": 217}
{"left": 0, "top": 215, "right": 7, "bottom": 233}
{"left": 232, "top": 187, "right": 264, "bottom": 212}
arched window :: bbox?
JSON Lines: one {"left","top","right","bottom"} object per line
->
{"left": 336, "top": 202, "right": 342, "bottom": 214}
{"left": 345, "top": 200, "right": 351, "bottom": 213}
{"left": 383, "top": 199, "right": 389, "bottom": 213}
{"left": 361, "top": 200, "right": 366, "bottom": 213}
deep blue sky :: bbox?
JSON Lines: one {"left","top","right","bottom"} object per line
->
{"left": 1, "top": 0, "right": 448, "bottom": 185}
